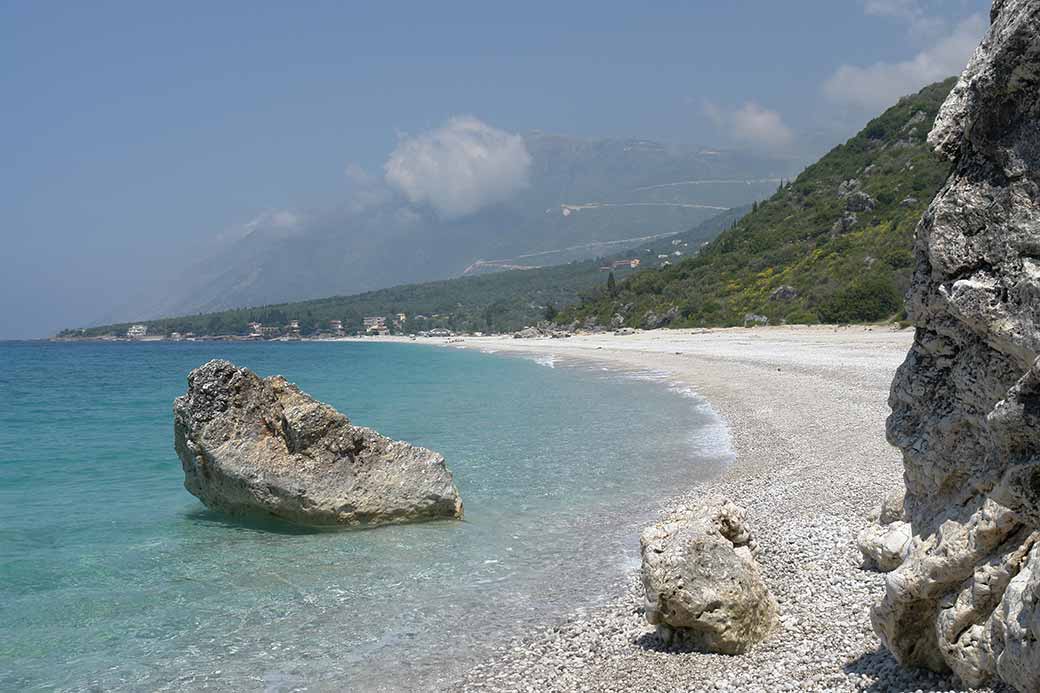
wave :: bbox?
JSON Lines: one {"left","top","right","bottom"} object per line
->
{"left": 604, "top": 366, "right": 735, "bottom": 463}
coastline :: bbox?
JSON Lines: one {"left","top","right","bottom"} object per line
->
{"left": 352, "top": 326, "right": 1000, "bottom": 692}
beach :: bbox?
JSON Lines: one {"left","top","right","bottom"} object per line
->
{"left": 363, "top": 325, "right": 1001, "bottom": 693}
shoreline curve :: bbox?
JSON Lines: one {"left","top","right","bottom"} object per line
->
{"left": 340, "top": 326, "right": 999, "bottom": 692}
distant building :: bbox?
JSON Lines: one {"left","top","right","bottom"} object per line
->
{"left": 363, "top": 316, "right": 389, "bottom": 335}
{"left": 396, "top": 313, "right": 407, "bottom": 323}
{"left": 248, "top": 322, "right": 263, "bottom": 337}
{"left": 673, "top": 250, "right": 683, "bottom": 256}
{"left": 329, "top": 319, "right": 344, "bottom": 336}
{"left": 610, "top": 258, "right": 640, "bottom": 269}
{"left": 260, "top": 326, "right": 281, "bottom": 337}
{"left": 127, "top": 324, "right": 148, "bottom": 338}
{"left": 170, "top": 332, "right": 183, "bottom": 341}
{"left": 287, "top": 320, "right": 301, "bottom": 338}
{"left": 657, "top": 254, "right": 670, "bottom": 259}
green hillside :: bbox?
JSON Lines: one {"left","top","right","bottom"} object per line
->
{"left": 558, "top": 78, "right": 955, "bottom": 329}
{"left": 60, "top": 206, "right": 747, "bottom": 338}
{"left": 59, "top": 261, "right": 609, "bottom": 337}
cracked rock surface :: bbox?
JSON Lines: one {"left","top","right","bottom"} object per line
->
{"left": 872, "top": 2, "right": 1040, "bottom": 690}
{"left": 173, "top": 359, "right": 463, "bottom": 528}
{"left": 640, "top": 498, "right": 777, "bottom": 654}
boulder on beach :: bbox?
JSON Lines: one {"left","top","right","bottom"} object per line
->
{"left": 173, "top": 359, "right": 463, "bottom": 528}
{"left": 514, "top": 326, "right": 542, "bottom": 339}
{"left": 870, "top": 3, "right": 1040, "bottom": 689}
{"left": 640, "top": 497, "right": 777, "bottom": 654}
{"left": 641, "top": 306, "right": 679, "bottom": 330}
{"left": 857, "top": 491, "right": 911, "bottom": 572}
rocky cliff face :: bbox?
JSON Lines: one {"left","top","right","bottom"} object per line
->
{"left": 174, "top": 359, "right": 463, "bottom": 528}
{"left": 872, "top": 2, "right": 1040, "bottom": 690}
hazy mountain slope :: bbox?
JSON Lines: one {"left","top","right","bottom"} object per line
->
{"left": 136, "top": 135, "right": 796, "bottom": 321}
{"left": 558, "top": 78, "right": 956, "bottom": 328}
{"left": 64, "top": 207, "right": 747, "bottom": 337}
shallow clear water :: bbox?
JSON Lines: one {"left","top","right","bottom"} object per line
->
{"left": 0, "top": 340, "right": 731, "bottom": 692}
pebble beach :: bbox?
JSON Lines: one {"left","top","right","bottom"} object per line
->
{"left": 395, "top": 325, "right": 1011, "bottom": 693}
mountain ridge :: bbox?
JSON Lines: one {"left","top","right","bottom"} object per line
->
{"left": 110, "top": 133, "right": 797, "bottom": 323}
{"left": 61, "top": 206, "right": 748, "bottom": 338}
{"left": 557, "top": 78, "right": 957, "bottom": 329}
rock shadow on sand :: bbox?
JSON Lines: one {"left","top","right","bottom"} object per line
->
{"left": 842, "top": 647, "right": 1015, "bottom": 693}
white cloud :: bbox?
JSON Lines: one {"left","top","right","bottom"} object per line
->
{"left": 384, "top": 116, "right": 532, "bottom": 219}
{"left": 263, "top": 210, "right": 301, "bottom": 229}
{"left": 864, "top": 0, "right": 948, "bottom": 40}
{"left": 704, "top": 101, "right": 794, "bottom": 152}
{"left": 214, "top": 209, "right": 302, "bottom": 245}
{"left": 864, "top": 0, "right": 918, "bottom": 15}
{"left": 344, "top": 162, "right": 392, "bottom": 213}
{"left": 824, "top": 13, "right": 987, "bottom": 111}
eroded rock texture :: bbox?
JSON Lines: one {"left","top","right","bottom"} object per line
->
{"left": 174, "top": 359, "right": 463, "bottom": 528}
{"left": 640, "top": 497, "right": 777, "bottom": 654}
{"left": 872, "top": 2, "right": 1040, "bottom": 689}
{"left": 858, "top": 491, "right": 912, "bottom": 572}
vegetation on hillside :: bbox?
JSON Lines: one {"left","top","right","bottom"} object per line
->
{"left": 61, "top": 205, "right": 749, "bottom": 338}
{"left": 60, "top": 261, "right": 614, "bottom": 337}
{"left": 557, "top": 78, "right": 956, "bottom": 329}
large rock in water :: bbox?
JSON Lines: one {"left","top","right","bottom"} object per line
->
{"left": 173, "top": 359, "right": 464, "bottom": 527}
{"left": 871, "top": 2, "right": 1040, "bottom": 690}
{"left": 640, "top": 497, "right": 777, "bottom": 654}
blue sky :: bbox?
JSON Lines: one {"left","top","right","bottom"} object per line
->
{"left": 1, "top": 0, "right": 988, "bottom": 338}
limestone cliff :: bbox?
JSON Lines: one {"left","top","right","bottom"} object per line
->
{"left": 872, "top": 2, "right": 1040, "bottom": 689}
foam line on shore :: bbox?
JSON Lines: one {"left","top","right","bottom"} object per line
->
{"left": 336, "top": 327, "right": 992, "bottom": 691}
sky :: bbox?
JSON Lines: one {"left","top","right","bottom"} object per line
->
{"left": 0, "top": 0, "right": 990, "bottom": 339}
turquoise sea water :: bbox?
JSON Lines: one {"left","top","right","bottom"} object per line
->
{"left": 0, "top": 341, "right": 730, "bottom": 692}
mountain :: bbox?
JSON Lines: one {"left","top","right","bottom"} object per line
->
{"left": 69, "top": 77, "right": 956, "bottom": 339}
{"left": 61, "top": 208, "right": 747, "bottom": 338}
{"left": 126, "top": 134, "right": 796, "bottom": 322}
{"left": 557, "top": 78, "right": 956, "bottom": 329}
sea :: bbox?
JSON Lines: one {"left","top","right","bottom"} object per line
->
{"left": 0, "top": 340, "right": 731, "bottom": 692}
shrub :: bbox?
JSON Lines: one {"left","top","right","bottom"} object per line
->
{"left": 818, "top": 274, "right": 902, "bottom": 323}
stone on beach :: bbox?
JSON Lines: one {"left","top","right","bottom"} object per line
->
{"left": 857, "top": 490, "right": 911, "bottom": 572}
{"left": 871, "top": 2, "right": 1040, "bottom": 689}
{"left": 857, "top": 522, "right": 911, "bottom": 573}
{"left": 173, "top": 359, "right": 463, "bottom": 528}
{"left": 640, "top": 497, "right": 777, "bottom": 654}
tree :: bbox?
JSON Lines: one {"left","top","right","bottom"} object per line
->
{"left": 607, "top": 271, "right": 618, "bottom": 297}
{"left": 544, "top": 303, "right": 558, "bottom": 321}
